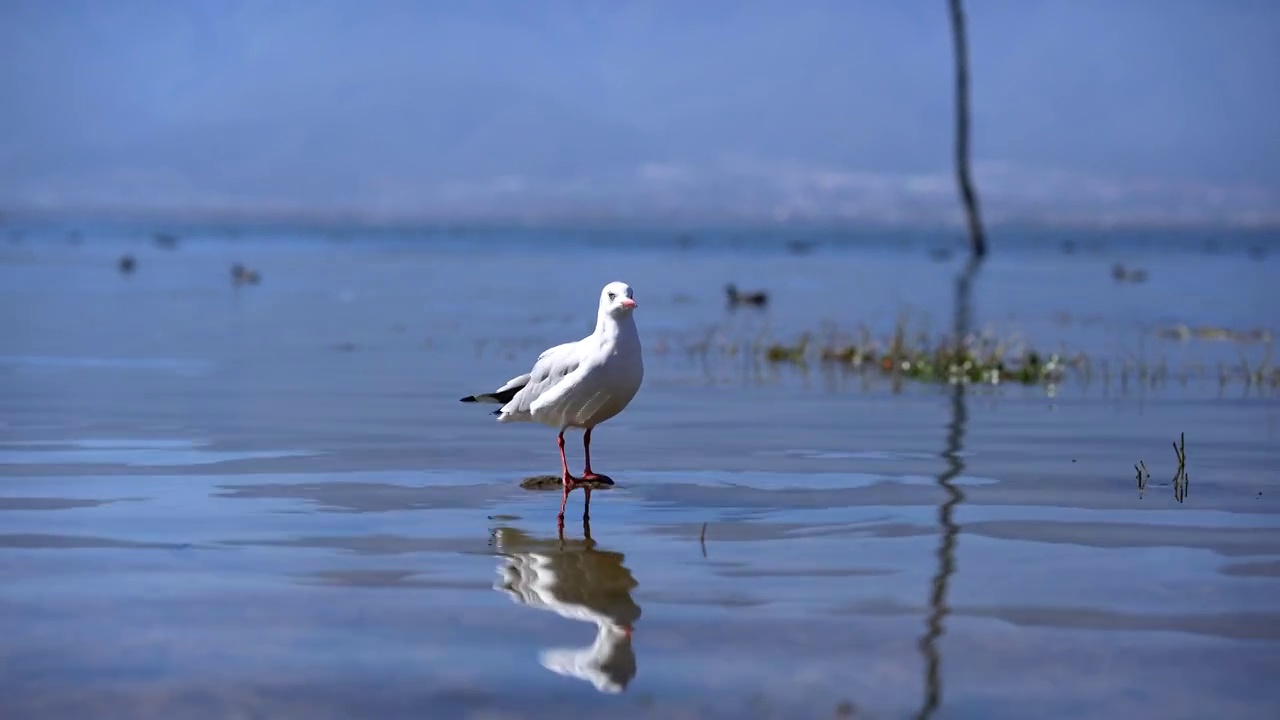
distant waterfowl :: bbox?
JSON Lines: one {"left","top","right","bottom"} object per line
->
{"left": 154, "top": 232, "right": 179, "bottom": 249}
{"left": 725, "top": 283, "right": 768, "bottom": 307}
{"left": 461, "top": 282, "right": 643, "bottom": 528}
{"left": 785, "top": 239, "right": 817, "bottom": 255}
{"left": 117, "top": 254, "right": 136, "bottom": 274}
{"left": 1111, "top": 263, "right": 1148, "bottom": 283}
{"left": 231, "top": 262, "right": 261, "bottom": 285}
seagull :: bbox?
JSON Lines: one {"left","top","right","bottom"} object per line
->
{"left": 461, "top": 281, "right": 644, "bottom": 526}
{"left": 493, "top": 526, "right": 641, "bottom": 694}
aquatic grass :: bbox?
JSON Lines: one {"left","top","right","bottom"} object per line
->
{"left": 758, "top": 316, "right": 1079, "bottom": 389}
{"left": 654, "top": 314, "right": 1279, "bottom": 394}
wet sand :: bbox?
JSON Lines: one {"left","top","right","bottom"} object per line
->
{"left": 1, "top": 227, "right": 1278, "bottom": 719}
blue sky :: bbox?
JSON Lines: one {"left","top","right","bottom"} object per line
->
{"left": 2, "top": 0, "right": 1277, "bottom": 225}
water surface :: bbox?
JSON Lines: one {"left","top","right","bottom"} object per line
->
{"left": 1, "top": 226, "right": 1278, "bottom": 719}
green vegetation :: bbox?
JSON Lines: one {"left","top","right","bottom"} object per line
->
{"left": 658, "top": 319, "right": 1279, "bottom": 393}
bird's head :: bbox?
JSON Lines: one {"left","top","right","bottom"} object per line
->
{"left": 599, "top": 281, "right": 637, "bottom": 317}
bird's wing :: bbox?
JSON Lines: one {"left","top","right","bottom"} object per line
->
{"left": 493, "top": 373, "right": 532, "bottom": 395}
{"left": 501, "top": 340, "right": 589, "bottom": 416}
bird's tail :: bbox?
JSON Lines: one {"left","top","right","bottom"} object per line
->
{"left": 460, "top": 374, "right": 530, "bottom": 405}
{"left": 459, "top": 390, "right": 514, "bottom": 404}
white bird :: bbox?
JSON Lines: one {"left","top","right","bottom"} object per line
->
{"left": 461, "top": 281, "right": 644, "bottom": 525}
{"left": 493, "top": 527, "right": 641, "bottom": 694}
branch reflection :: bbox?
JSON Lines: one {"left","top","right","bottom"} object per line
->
{"left": 491, "top": 522, "right": 641, "bottom": 694}
{"left": 916, "top": 255, "right": 981, "bottom": 720}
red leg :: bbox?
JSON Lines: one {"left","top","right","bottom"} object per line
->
{"left": 558, "top": 483, "right": 570, "bottom": 529}
{"left": 582, "top": 427, "right": 597, "bottom": 521}
{"left": 558, "top": 431, "right": 572, "bottom": 480}
{"left": 557, "top": 431, "right": 572, "bottom": 526}
{"left": 582, "top": 427, "right": 601, "bottom": 480}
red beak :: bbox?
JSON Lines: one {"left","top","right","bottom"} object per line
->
{"left": 620, "top": 298, "right": 637, "bottom": 309}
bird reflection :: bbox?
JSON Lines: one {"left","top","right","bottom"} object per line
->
{"left": 491, "top": 523, "right": 641, "bottom": 694}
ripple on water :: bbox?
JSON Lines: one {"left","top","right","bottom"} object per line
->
{"left": 0, "top": 355, "right": 214, "bottom": 375}
{"left": 0, "top": 438, "right": 314, "bottom": 467}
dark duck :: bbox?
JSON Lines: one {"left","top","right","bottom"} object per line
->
{"left": 725, "top": 283, "right": 768, "bottom": 308}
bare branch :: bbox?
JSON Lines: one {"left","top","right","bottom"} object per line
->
{"left": 947, "top": 0, "right": 987, "bottom": 259}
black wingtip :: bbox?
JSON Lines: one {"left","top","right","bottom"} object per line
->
{"left": 460, "top": 395, "right": 477, "bottom": 403}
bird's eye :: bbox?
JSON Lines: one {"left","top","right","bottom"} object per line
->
{"left": 607, "top": 292, "right": 616, "bottom": 300}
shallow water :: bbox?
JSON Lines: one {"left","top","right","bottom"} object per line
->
{"left": 1, "top": 225, "right": 1278, "bottom": 719}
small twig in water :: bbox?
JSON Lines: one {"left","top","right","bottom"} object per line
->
{"left": 1135, "top": 461, "right": 1150, "bottom": 497}
{"left": 1172, "top": 432, "right": 1189, "bottom": 502}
